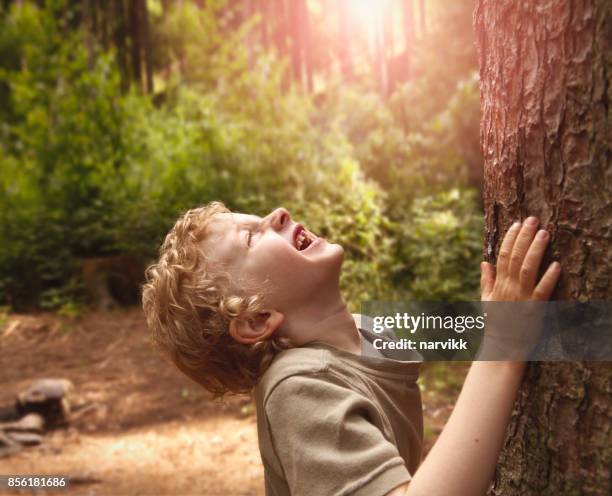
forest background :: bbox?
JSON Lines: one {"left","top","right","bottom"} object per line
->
{"left": 0, "top": 0, "right": 485, "bottom": 312}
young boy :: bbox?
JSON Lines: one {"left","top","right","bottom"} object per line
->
{"left": 142, "top": 202, "right": 561, "bottom": 495}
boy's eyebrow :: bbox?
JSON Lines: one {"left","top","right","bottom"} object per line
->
{"left": 231, "top": 213, "right": 261, "bottom": 230}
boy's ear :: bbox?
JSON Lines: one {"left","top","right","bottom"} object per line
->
{"left": 229, "top": 310, "right": 284, "bottom": 345}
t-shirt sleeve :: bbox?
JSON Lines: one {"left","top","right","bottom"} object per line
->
{"left": 265, "top": 373, "right": 411, "bottom": 496}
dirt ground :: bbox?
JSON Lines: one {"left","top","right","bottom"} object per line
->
{"left": 0, "top": 309, "right": 467, "bottom": 496}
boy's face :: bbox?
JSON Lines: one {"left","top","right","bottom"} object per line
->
{"left": 203, "top": 208, "right": 345, "bottom": 313}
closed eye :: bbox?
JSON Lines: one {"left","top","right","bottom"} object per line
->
{"left": 247, "top": 219, "right": 262, "bottom": 247}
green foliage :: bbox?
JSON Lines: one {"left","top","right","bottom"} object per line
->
{"left": 311, "top": 74, "right": 483, "bottom": 306}
{"left": 0, "top": 0, "right": 483, "bottom": 310}
{"left": 286, "top": 159, "right": 395, "bottom": 311}
{"left": 393, "top": 189, "right": 483, "bottom": 301}
{"left": 153, "top": 0, "right": 255, "bottom": 93}
{"left": 0, "top": 1, "right": 127, "bottom": 305}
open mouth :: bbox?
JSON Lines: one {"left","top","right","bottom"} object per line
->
{"left": 294, "top": 224, "right": 316, "bottom": 251}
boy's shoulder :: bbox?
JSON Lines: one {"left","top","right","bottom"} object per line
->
{"left": 255, "top": 313, "right": 368, "bottom": 402}
{"left": 255, "top": 345, "right": 329, "bottom": 404}
{"left": 255, "top": 313, "right": 422, "bottom": 403}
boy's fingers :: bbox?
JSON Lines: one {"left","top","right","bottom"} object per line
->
{"left": 532, "top": 262, "right": 562, "bottom": 301}
{"left": 509, "top": 217, "right": 539, "bottom": 278}
{"left": 497, "top": 222, "right": 521, "bottom": 277}
{"left": 519, "top": 229, "right": 550, "bottom": 291}
{"left": 480, "top": 262, "right": 495, "bottom": 296}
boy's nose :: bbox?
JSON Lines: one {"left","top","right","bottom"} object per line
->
{"left": 265, "top": 207, "right": 291, "bottom": 232}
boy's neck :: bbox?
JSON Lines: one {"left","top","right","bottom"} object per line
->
{"left": 282, "top": 302, "right": 362, "bottom": 356}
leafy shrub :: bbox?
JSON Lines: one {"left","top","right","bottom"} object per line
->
{"left": 392, "top": 189, "right": 483, "bottom": 301}
{"left": 0, "top": 2, "right": 128, "bottom": 306}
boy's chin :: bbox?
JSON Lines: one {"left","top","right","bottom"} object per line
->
{"left": 327, "top": 240, "right": 344, "bottom": 255}
{"left": 327, "top": 244, "right": 346, "bottom": 276}
{"left": 326, "top": 242, "right": 345, "bottom": 264}
{"left": 309, "top": 242, "right": 344, "bottom": 280}
{"left": 308, "top": 239, "right": 344, "bottom": 261}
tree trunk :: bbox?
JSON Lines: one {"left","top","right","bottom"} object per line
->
{"left": 288, "top": 0, "right": 302, "bottom": 86}
{"left": 244, "top": 0, "right": 256, "bottom": 69}
{"left": 300, "top": 0, "right": 313, "bottom": 93}
{"left": 383, "top": 0, "right": 394, "bottom": 93}
{"left": 98, "top": 0, "right": 110, "bottom": 49}
{"left": 272, "top": 0, "right": 291, "bottom": 91}
{"left": 337, "top": 0, "right": 354, "bottom": 83}
{"left": 140, "top": 0, "right": 153, "bottom": 94}
{"left": 474, "top": 1, "right": 612, "bottom": 495}
{"left": 259, "top": 0, "right": 269, "bottom": 49}
{"left": 128, "top": 0, "right": 142, "bottom": 90}
{"left": 374, "top": 11, "right": 388, "bottom": 95}
{"left": 417, "top": 0, "right": 426, "bottom": 36}
{"left": 273, "top": 0, "right": 287, "bottom": 57}
{"left": 402, "top": 0, "right": 415, "bottom": 80}
{"left": 383, "top": 1, "right": 394, "bottom": 58}
{"left": 112, "top": 0, "right": 130, "bottom": 92}
{"left": 82, "top": 0, "right": 95, "bottom": 67}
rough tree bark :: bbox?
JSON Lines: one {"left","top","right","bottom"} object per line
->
{"left": 474, "top": 1, "right": 611, "bottom": 495}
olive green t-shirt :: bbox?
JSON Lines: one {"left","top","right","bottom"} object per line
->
{"left": 254, "top": 317, "right": 423, "bottom": 496}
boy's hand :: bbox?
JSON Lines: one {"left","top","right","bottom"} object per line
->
{"left": 477, "top": 217, "right": 562, "bottom": 360}
{"left": 480, "top": 217, "right": 561, "bottom": 302}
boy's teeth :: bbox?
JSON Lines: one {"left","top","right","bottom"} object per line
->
{"left": 295, "top": 226, "right": 315, "bottom": 251}
{"left": 297, "top": 230, "right": 309, "bottom": 250}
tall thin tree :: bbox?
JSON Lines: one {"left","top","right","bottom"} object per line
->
{"left": 402, "top": 0, "right": 415, "bottom": 80}
{"left": 140, "top": 0, "right": 153, "bottom": 94}
{"left": 418, "top": 0, "right": 426, "bottom": 36}
{"left": 288, "top": 0, "right": 303, "bottom": 87}
{"left": 128, "top": 0, "right": 143, "bottom": 89}
{"left": 337, "top": 0, "right": 354, "bottom": 83}
{"left": 299, "top": 0, "right": 313, "bottom": 92}
{"left": 112, "top": 0, "right": 129, "bottom": 91}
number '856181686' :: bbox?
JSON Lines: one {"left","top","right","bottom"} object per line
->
{"left": 1, "top": 476, "right": 69, "bottom": 490}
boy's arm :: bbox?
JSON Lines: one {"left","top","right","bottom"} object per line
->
{"left": 389, "top": 361, "right": 525, "bottom": 496}
{"left": 390, "top": 218, "right": 561, "bottom": 496}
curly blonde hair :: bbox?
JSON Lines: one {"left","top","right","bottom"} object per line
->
{"left": 142, "top": 201, "right": 293, "bottom": 397}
